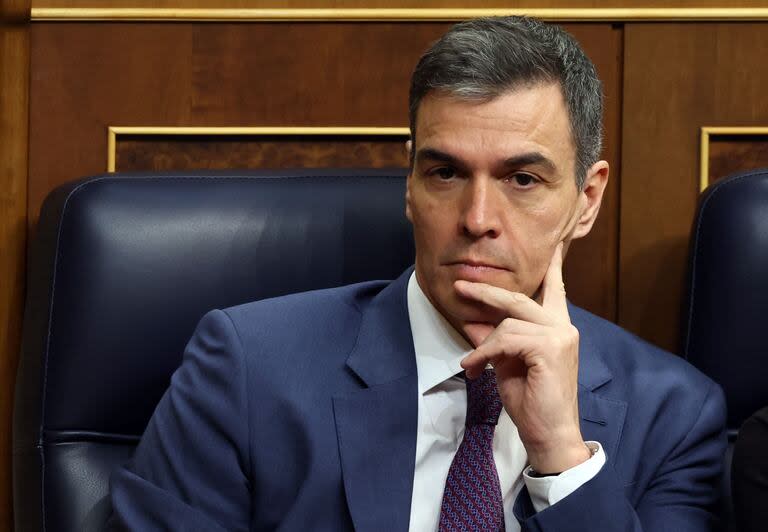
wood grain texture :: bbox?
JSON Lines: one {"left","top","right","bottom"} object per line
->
{"left": 28, "top": 21, "right": 620, "bottom": 324}
{"left": 709, "top": 135, "right": 768, "bottom": 185}
{"left": 561, "top": 23, "right": 621, "bottom": 323}
{"left": 621, "top": 23, "right": 768, "bottom": 352}
{"left": 0, "top": 1, "right": 30, "bottom": 528}
{"left": 30, "top": 0, "right": 768, "bottom": 9}
{"left": 116, "top": 135, "right": 409, "bottom": 170}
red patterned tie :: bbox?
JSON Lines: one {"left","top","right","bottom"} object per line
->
{"left": 438, "top": 369, "right": 505, "bottom": 531}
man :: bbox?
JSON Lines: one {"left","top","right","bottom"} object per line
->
{"left": 109, "top": 16, "right": 726, "bottom": 531}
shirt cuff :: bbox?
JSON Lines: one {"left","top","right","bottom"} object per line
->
{"left": 522, "top": 441, "right": 606, "bottom": 513}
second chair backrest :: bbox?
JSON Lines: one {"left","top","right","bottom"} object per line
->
{"left": 683, "top": 168, "right": 768, "bottom": 528}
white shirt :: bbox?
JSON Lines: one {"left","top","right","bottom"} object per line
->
{"left": 406, "top": 272, "right": 606, "bottom": 531}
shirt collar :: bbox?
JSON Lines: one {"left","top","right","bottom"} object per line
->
{"left": 407, "top": 271, "right": 473, "bottom": 395}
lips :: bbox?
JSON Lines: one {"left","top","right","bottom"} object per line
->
{"left": 447, "top": 261, "right": 510, "bottom": 282}
{"left": 447, "top": 259, "right": 509, "bottom": 271}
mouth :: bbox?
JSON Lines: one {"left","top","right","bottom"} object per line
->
{"left": 446, "top": 260, "right": 509, "bottom": 271}
{"left": 445, "top": 260, "right": 511, "bottom": 283}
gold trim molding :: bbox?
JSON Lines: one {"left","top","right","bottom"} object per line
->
{"left": 107, "top": 125, "right": 410, "bottom": 172}
{"left": 34, "top": 7, "right": 768, "bottom": 22}
{"left": 699, "top": 126, "right": 768, "bottom": 192}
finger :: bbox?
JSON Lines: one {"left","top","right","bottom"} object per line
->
{"left": 497, "top": 317, "right": 551, "bottom": 337}
{"left": 463, "top": 318, "right": 549, "bottom": 368}
{"left": 461, "top": 333, "right": 543, "bottom": 378}
{"left": 540, "top": 242, "right": 570, "bottom": 322}
{"left": 454, "top": 280, "right": 551, "bottom": 326}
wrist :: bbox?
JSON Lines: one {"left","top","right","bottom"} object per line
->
{"left": 526, "top": 440, "right": 593, "bottom": 475}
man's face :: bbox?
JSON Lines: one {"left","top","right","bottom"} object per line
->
{"left": 406, "top": 82, "right": 607, "bottom": 330}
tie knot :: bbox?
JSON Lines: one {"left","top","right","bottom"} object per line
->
{"left": 465, "top": 369, "right": 503, "bottom": 426}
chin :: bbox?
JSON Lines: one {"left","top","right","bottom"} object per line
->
{"left": 443, "top": 291, "right": 505, "bottom": 325}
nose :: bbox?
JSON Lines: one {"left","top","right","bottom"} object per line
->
{"left": 460, "top": 177, "right": 501, "bottom": 239}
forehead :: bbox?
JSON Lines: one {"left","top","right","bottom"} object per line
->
{"left": 414, "top": 83, "right": 575, "bottom": 167}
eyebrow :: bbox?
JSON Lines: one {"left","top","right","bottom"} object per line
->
{"left": 503, "top": 152, "right": 557, "bottom": 173}
{"left": 415, "top": 147, "right": 558, "bottom": 174}
{"left": 415, "top": 147, "right": 461, "bottom": 166}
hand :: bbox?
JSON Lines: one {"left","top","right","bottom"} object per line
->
{"left": 457, "top": 242, "right": 591, "bottom": 474}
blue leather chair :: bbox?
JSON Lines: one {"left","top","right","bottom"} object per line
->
{"left": 682, "top": 168, "right": 768, "bottom": 531}
{"left": 13, "top": 169, "right": 414, "bottom": 532}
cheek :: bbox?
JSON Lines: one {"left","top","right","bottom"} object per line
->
{"left": 508, "top": 204, "right": 571, "bottom": 274}
{"left": 412, "top": 197, "right": 451, "bottom": 245}
{"left": 523, "top": 196, "right": 576, "bottom": 240}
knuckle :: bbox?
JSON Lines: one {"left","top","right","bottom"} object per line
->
{"left": 549, "top": 335, "right": 564, "bottom": 350}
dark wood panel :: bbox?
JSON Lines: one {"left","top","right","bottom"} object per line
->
{"left": 562, "top": 22, "right": 622, "bottom": 323}
{"left": 29, "top": 21, "right": 423, "bottom": 212}
{"left": 621, "top": 23, "right": 768, "bottom": 352}
{"left": 29, "top": 21, "right": 621, "bottom": 321}
{"left": 116, "top": 135, "right": 409, "bottom": 170}
{"left": 0, "top": 1, "right": 30, "bottom": 528}
{"left": 709, "top": 135, "right": 768, "bottom": 185}
{"left": 31, "top": 0, "right": 768, "bottom": 9}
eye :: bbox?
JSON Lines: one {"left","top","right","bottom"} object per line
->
{"left": 430, "top": 167, "right": 457, "bottom": 181}
{"left": 508, "top": 173, "right": 539, "bottom": 188}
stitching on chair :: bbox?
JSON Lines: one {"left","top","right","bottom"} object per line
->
{"left": 683, "top": 168, "right": 768, "bottom": 359}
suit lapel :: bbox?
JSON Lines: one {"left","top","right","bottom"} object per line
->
{"left": 571, "top": 305, "right": 628, "bottom": 463}
{"left": 333, "top": 269, "right": 418, "bottom": 532}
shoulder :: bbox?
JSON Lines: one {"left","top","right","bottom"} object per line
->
{"left": 570, "top": 305, "right": 722, "bottom": 405}
{"left": 211, "top": 280, "right": 391, "bottom": 364}
{"left": 223, "top": 279, "right": 388, "bottom": 328}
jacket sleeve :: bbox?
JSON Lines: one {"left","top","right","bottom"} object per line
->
{"left": 515, "top": 381, "right": 727, "bottom": 531}
{"left": 108, "top": 309, "right": 251, "bottom": 532}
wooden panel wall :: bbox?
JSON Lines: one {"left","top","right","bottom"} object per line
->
{"left": 28, "top": 21, "right": 622, "bottom": 323}
{"left": 621, "top": 23, "right": 768, "bottom": 350}
{"left": 708, "top": 135, "right": 768, "bottom": 184}
{"left": 115, "top": 135, "right": 411, "bottom": 171}
{"left": 0, "top": 0, "right": 29, "bottom": 529}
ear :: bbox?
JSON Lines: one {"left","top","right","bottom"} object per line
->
{"left": 570, "top": 160, "right": 609, "bottom": 240}
{"left": 405, "top": 139, "right": 414, "bottom": 223}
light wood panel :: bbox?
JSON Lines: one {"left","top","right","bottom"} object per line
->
{"left": 28, "top": 21, "right": 621, "bottom": 321}
{"left": 0, "top": 0, "right": 30, "bottom": 528}
{"left": 29, "top": 6, "right": 768, "bottom": 23}
{"left": 31, "top": 0, "right": 768, "bottom": 9}
{"left": 621, "top": 23, "right": 768, "bottom": 352}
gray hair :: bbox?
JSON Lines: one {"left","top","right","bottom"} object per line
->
{"left": 408, "top": 16, "right": 603, "bottom": 188}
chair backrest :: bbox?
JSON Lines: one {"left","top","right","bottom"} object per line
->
{"left": 13, "top": 170, "right": 415, "bottom": 532}
{"left": 682, "top": 168, "right": 768, "bottom": 528}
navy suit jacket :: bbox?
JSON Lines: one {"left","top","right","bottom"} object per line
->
{"left": 109, "top": 268, "right": 727, "bottom": 531}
